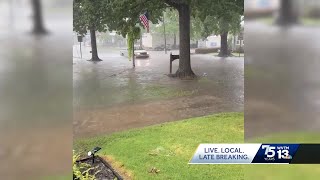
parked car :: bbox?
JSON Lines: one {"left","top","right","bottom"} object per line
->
{"left": 120, "top": 47, "right": 149, "bottom": 58}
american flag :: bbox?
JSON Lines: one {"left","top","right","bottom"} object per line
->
{"left": 139, "top": 12, "right": 149, "bottom": 33}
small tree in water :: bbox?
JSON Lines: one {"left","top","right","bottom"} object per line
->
{"left": 73, "top": 0, "right": 108, "bottom": 61}
{"left": 276, "top": 0, "right": 299, "bottom": 26}
{"left": 31, "top": 0, "right": 48, "bottom": 35}
{"left": 194, "top": 0, "right": 243, "bottom": 57}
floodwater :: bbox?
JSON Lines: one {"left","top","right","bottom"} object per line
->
{"left": 0, "top": 1, "right": 72, "bottom": 179}
{"left": 245, "top": 20, "right": 320, "bottom": 139}
{"left": 73, "top": 48, "right": 244, "bottom": 138}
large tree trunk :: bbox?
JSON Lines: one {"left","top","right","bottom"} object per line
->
{"left": 31, "top": 0, "right": 47, "bottom": 35}
{"left": 276, "top": 0, "right": 299, "bottom": 25}
{"left": 175, "top": 4, "right": 195, "bottom": 78}
{"left": 89, "top": 29, "right": 102, "bottom": 61}
{"left": 218, "top": 32, "right": 229, "bottom": 57}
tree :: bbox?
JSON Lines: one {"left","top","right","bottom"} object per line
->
{"left": 105, "top": 0, "right": 200, "bottom": 78}
{"left": 190, "top": 16, "right": 205, "bottom": 41}
{"left": 73, "top": 0, "right": 109, "bottom": 61}
{"left": 195, "top": 0, "right": 243, "bottom": 57}
{"left": 127, "top": 26, "right": 141, "bottom": 64}
{"left": 175, "top": 2, "right": 194, "bottom": 77}
{"left": 102, "top": 0, "right": 243, "bottom": 77}
{"left": 151, "top": 9, "right": 179, "bottom": 49}
{"left": 276, "top": 0, "right": 299, "bottom": 26}
{"left": 31, "top": 0, "right": 48, "bottom": 35}
{"left": 98, "top": 32, "right": 113, "bottom": 45}
{"left": 152, "top": 9, "right": 203, "bottom": 49}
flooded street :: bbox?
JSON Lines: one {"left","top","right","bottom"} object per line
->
{"left": 73, "top": 49, "right": 244, "bottom": 138}
{"left": 245, "top": 21, "right": 320, "bottom": 139}
{"left": 0, "top": 1, "right": 72, "bottom": 179}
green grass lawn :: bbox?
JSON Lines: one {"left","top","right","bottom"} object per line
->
{"left": 245, "top": 132, "right": 320, "bottom": 180}
{"left": 74, "top": 113, "right": 244, "bottom": 180}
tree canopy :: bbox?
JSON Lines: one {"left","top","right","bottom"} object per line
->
{"left": 197, "top": 0, "right": 243, "bottom": 38}
{"left": 151, "top": 9, "right": 207, "bottom": 41}
{"left": 73, "top": 0, "right": 109, "bottom": 35}
{"left": 74, "top": 0, "right": 243, "bottom": 38}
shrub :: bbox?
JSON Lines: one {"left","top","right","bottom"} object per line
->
{"left": 233, "top": 47, "right": 244, "bottom": 54}
{"left": 73, "top": 152, "right": 96, "bottom": 180}
{"left": 195, "top": 47, "right": 220, "bottom": 54}
{"left": 307, "top": 7, "right": 320, "bottom": 18}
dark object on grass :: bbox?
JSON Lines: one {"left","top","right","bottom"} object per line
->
{"left": 92, "top": 147, "right": 102, "bottom": 154}
{"left": 88, "top": 146, "right": 101, "bottom": 164}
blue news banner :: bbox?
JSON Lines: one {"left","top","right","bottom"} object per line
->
{"left": 189, "top": 144, "right": 320, "bottom": 164}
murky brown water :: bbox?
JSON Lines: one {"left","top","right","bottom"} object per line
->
{"left": 245, "top": 21, "right": 320, "bottom": 139}
{"left": 74, "top": 95, "right": 241, "bottom": 138}
{"left": 73, "top": 50, "right": 244, "bottom": 138}
{"left": 0, "top": 1, "right": 72, "bottom": 179}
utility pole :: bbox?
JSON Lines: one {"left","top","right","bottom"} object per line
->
{"left": 163, "top": 12, "right": 167, "bottom": 54}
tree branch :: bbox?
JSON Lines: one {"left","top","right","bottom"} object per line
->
{"left": 164, "top": 0, "right": 179, "bottom": 9}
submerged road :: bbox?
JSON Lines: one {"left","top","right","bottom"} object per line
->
{"left": 245, "top": 21, "right": 320, "bottom": 139}
{"left": 73, "top": 48, "right": 244, "bottom": 138}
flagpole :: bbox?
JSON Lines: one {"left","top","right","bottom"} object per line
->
{"left": 163, "top": 11, "right": 167, "bottom": 54}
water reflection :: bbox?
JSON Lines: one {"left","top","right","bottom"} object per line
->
{"left": 245, "top": 0, "right": 320, "bottom": 139}
{"left": 136, "top": 59, "right": 150, "bottom": 67}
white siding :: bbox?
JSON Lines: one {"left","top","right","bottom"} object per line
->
{"left": 142, "top": 33, "right": 153, "bottom": 48}
{"left": 205, "top": 35, "right": 221, "bottom": 48}
{"left": 245, "top": 0, "right": 279, "bottom": 11}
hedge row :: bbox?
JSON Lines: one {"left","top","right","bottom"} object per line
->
{"left": 195, "top": 47, "right": 219, "bottom": 54}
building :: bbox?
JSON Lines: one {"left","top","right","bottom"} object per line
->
{"left": 245, "top": 0, "right": 280, "bottom": 18}
{"left": 198, "top": 35, "right": 221, "bottom": 49}
{"left": 142, "top": 33, "right": 198, "bottom": 50}
{"left": 197, "top": 22, "right": 244, "bottom": 52}
{"left": 245, "top": 0, "right": 320, "bottom": 18}
{"left": 142, "top": 33, "right": 179, "bottom": 50}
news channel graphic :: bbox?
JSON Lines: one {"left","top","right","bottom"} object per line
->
{"left": 189, "top": 144, "right": 320, "bottom": 164}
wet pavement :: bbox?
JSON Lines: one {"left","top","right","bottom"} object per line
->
{"left": 73, "top": 48, "right": 244, "bottom": 138}
{"left": 245, "top": 20, "right": 320, "bottom": 139}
